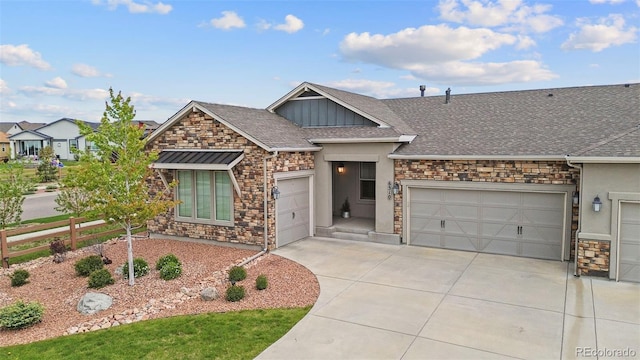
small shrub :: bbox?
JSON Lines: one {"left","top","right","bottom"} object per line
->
{"left": 88, "top": 269, "right": 115, "bottom": 289}
{"left": 9, "top": 269, "right": 30, "bottom": 287}
{"left": 49, "top": 238, "right": 67, "bottom": 255}
{"left": 228, "top": 265, "right": 247, "bottom": 283}
{"left": 225, "top": 285, "right": 245, "bottom": 302}
{"left": 256, "top": 274, "right": 268, "bottom": 290}
{"left": 159, "top": 261, "right": 182, "bottom": 280}
{"left": 0, "top": 300, "right": 44, "bottom": 330}
{"left": 74, "top": 255, "right": 104, "bottom": 277}
{"left": 122, "top": 258, "right": 150, "bottom": 279}
{"left": 156, "top": 254, "right": 180, "bottom": 270}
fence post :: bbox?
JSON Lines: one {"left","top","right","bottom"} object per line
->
{"left": 1, "top": 229, "right": 9, "bottom": 268}
{"left": 70, "top": 217, "right": 77, "bottom": 251}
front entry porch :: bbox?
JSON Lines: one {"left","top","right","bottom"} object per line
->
{"left": 316, "top": 216, "right": 399, "bottom": 244}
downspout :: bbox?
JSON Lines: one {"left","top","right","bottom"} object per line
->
{"left": 566, "top": 156, "right": 583, "bottom": 277}
{"left": 239, "top": 150, "right": 278, "bottom": 267}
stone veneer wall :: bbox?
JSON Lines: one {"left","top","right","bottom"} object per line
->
{"left": 146, "top": 110, "right": 313, "bottom": 250}
{"left": 577, "top": 240, "right": 610, "bottom": 277}
{"left": 393, "top": 160, "right": 581, "bottom": 259}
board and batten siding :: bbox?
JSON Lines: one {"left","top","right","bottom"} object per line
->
{"left": 275, "top": 98, "right": 377, "bottom": 127}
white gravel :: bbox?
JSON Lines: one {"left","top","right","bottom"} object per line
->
{"left": 0, "top": 238, "right": 319, "bottom": 346}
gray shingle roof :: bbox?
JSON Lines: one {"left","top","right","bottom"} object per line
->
{"left": 573, "top": 125, "right": 640, "bottom": 157}
{"left": 194, "top": 101, "right": 317, "bottom": 150}
{"left": 383, "top": 83, "right": 640, "bottom": 157}
{"left": 308, "top": 83, "right": 415, "bottom": 135}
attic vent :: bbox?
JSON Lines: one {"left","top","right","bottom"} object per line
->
{"left": 445, "top": 88, "right": 451, "bottom": 104}
{"left": 625, "top": 84, "right": 630, "bottom": 87}
{"left": 419, "top": 85, "right": 426, "bottom": 97}
{"left": 548, "top": 93, "right": 553, "bottom": 97}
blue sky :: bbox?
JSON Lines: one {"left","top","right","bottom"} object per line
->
{"left": 1, "top": 0, "right": 639, "bottom": 124}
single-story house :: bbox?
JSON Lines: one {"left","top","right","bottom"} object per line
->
{"left": 0, "top": 131, "right": 10, "bottom": 160}
{"left": 145, "top": 82, "right": 640, "bottom": 283}
{"left": 8, "top": 118, "right": 101, "bottom": 160}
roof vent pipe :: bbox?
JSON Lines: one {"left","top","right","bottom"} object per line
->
{"left": 445, "top": 88, "right": 451, "bottom": 104}
{"left": 419, "top": 85, "right": 426, "bottom": 97}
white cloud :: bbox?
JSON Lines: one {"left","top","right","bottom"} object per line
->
{"left": 45, "top": 77, "right": 68, "bottom": 89}
{"left": 589, "top": 0, "right": 625, "bottom": 4}
{"left": 438, "top": 0, "right": 563, "bottom": 33}
{"left": 340, "top": 24, "right": 516, "bottom": 65}
{"left": 71, "top": 63, "right": 109, "bottom": 78}
{"left": 326, "top": 79, "right": 439, "bottom": 98}
{"left": 515, "top": 34, "right": 536, "bottom": 49}
{"left": 92, "top": 0, "right": 172, "bottom": 14}
{"left": 19, "top": 85, "right": 109, "bottom": 101}
{"left": 0, "top": 79, "right": 11, "bottom": 95}
{"left": 406, "top": 60, "right": 558, "bottom": 85}
{"left": 339, "top": 24, "right": 557, "bottom": 86}
{"left": 274, "top": 15, "right": 304, "bottom": 33}
{"left": 210, "top": 11, "right": 246, "bottom": 30}
{"left": 0, "top": 44, "right": 51, "bottom": 70}
{"left": 561, "top": 14, "right": 638, "bottom": 52}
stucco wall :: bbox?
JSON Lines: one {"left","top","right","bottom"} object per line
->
{"left": 578, "top": 163, "right": 640, "bottom": 277}
{"left": 314, "top": 142, "right": 397, "bottom": 234}
{"left": 146, "top": 110, "right": 314, "bottom": 249}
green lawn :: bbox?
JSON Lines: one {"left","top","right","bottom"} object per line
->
{"left": 1, "top": 307, "right": 310, "bottom": 359}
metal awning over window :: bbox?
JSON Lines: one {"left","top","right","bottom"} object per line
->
{"left": 154, "top": 150, "right": 244, "bottom": 170}
{"left": 152, "top": 150, "right": 244, "bottom": 196}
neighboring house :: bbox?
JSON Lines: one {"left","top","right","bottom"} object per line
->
{"left": 132, "top": 120, "right": 161, "bottom": 138}
{"left": 0, "top": 122, "right": 26, "bottom": 158}
{"left": 145, "top": 82, "right": 640, "bottom": 283}
{"left": 9, "top": 118, "right": 100, "bottom": 160}
{"left": 0, "top": 131, "right": 10, "bottom": 159}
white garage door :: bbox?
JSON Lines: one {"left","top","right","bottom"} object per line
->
{"left": 618, "top": 202, "right": 640, "bottom": 282}
{"left": 277, "top": 177, "right": 310, "bottom": 247}
{"left": 409, "top": 188, "right": 565, "bottom": 260}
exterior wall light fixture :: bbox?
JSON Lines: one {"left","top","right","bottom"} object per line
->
{"left": 572, "top": 191, "right": 579, "bottom": 205}
{"left": 592, "top": 195, "right": 602, "bottom": 212}
{"left": 337, "top": 163, "right": 345, "bottom": 174}
{"left": 393, "top": 182, "right": 400, "bottom": 195}
{"left": 271, "top": 186, "right": 280, "bottom": 200}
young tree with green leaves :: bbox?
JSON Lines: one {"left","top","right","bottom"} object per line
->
{"left": 55, "top": 160, "right": 95, "bottom": 217}
{"left": 36, "top": 146, "right": 59, "bottom": 182}
{"left": 0, "top": 161, "right": 32, "bottom": 228}
{"left": 75, "top": 88, "right": 176, "bottom": 285}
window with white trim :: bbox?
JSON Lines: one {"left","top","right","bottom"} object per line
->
{"left": 176, "top": 170, "right": 233, "bottom": 225}
{"left": 359, "top": 162, "right": 375, "bottom": 200}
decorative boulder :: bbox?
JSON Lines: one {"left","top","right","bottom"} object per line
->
{"left": 77, "top": 292, "right": 113, "bottom": 315}
{"left": 200, "top": 287, "right": 219, "bottom": 301}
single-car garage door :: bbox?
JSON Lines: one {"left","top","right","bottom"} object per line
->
{"left": 618, "top": 202, "right": 640, "bottom": 282}
{"left": 277, "top": 177, "right": 310, "bottom": 247}
{"left": 409, "top": 188, "right": 565, "bottom": 260}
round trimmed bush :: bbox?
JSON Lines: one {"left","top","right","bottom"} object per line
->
{"left": 0, "top": 300, "right": 44, "bottom": 330}
{"left": 9, "top": 269, "right": 30, "bottom": 287}
{"left": 228, "top": 266, "right": 247, "bottom": 282}
{"left": 159, "top": 261, "right": 182, "bottom": 280}
{"left": 225, "top": 285, "right": 245, "bottom": 302}
{"left": 75, "top": 255, "right": 104, "bottom": 277}
{"left": 156, "top": 254, "right": 180, "bottom": 270}
{"left": 122, "top": 258, "right": 150, "bottom": 279}
{"left": 256, "top": 274, "right": 268, "bottom": 290}
{"left": 88, "top": 269, "right": 115, "bottom": 289}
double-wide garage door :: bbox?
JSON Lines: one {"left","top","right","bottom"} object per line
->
{"left": 409, "top": 188, "right": 565, "bottom": 260}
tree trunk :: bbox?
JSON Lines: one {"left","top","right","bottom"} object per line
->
{"left": 126, "top": 223, "right": 135, "bottom": 286}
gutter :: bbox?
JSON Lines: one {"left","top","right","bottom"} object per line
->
{"left": 308, "top": 136, "right": 414, "bottom": 144}
{"left": 565, "top": 155, "right": 583, "bottom": 277}
{"left": 240, "top": 151, "right": 279, "bottom": 266}
{"left": 388, "top": 154, "right": 567, "bottom": 161}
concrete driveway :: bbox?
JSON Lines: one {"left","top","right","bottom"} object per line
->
{"left": 257, "top": 237, "right": 640, "bottom": 360}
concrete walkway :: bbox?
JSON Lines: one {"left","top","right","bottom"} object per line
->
{"left": 258, "top": 237, "right": 640, "bottom": 360}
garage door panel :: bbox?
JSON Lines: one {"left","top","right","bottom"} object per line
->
{"left": 277, "top": 177, "right": 310, "bottom": 247}
{"left": 409, "top": 188, "right": 565, "bottom": 260}
{"left": 619, "top": 202, "right": 640, "bottom": 283}
{"left": 443, "top": 235, "right": 478, "bottom": 252}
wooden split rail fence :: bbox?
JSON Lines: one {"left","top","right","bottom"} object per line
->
{"left": 1, "top": 217, "right": 124, "bottom": 268}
